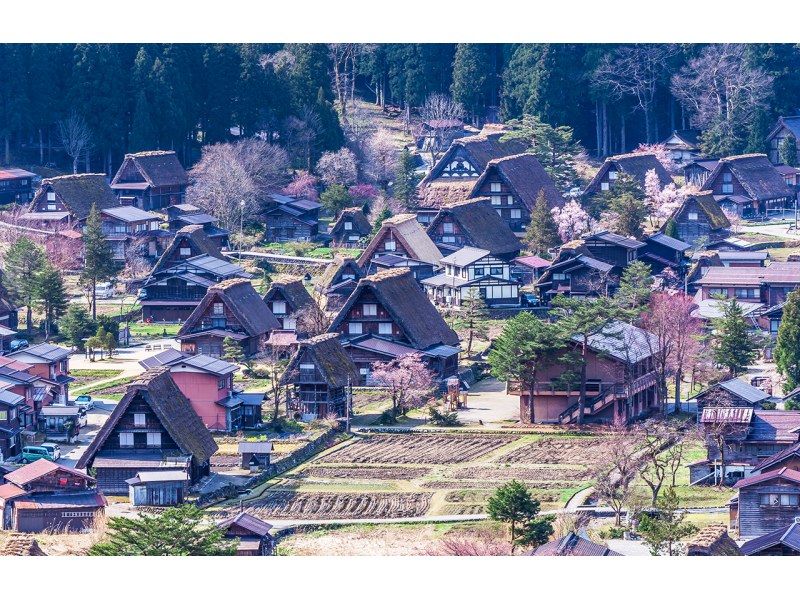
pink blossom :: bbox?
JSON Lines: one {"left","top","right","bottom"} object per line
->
{"left": 348, "top": 184, "right": 379, "bottom": 202}
{"left": 281, "top": 171, "right": 319, "bottom": 200}
{"left": 551, "top": 200, "right": 591, "bottom": 242}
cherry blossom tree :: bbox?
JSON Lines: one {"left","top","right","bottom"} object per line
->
{"left": 316, "top": 148, "right": 358, "bottom": 187}
{"left": 723, "top": 208, "right": 742, "bottom": 233}
{"left": 551, "top": 199, "right": 591, "bottom": 242}
{"left": 634, "top": 143, "right": 677, "bottom": 174}
{"left": 348, "top": 184, "right": 379, "bottom": 203}
{"left": 364, "top": 127, "right": 398, "bottom": 187}
{"left": 370, "top": 352, "right": 436, "bottom": 418}
{"left": 281, "top": 171, "right": 319, "bottom": 201}
{"left": 44, "top": 234, "right": 83, "bottom": 271}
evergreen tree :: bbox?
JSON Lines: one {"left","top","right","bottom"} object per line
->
{"left": 775, "top": 289, "right": 800, "bottom": 392}
{"left": 663, "top": 218, "right": 678, "bottom": 239}
{"left": 392, "top": 148, "right": 420, "bottom": 209}
{"left": 780, "top": 134, "right": 798, "bottom": 167}
{"left": 615, "top": 261, "right": 653, "bottom": 311}
{"left": 89, "top": 505, "right": 237, "bottom": 556}
{"left": 487, "top": 480, "right": 553, "bottom": 551}
{"left": 35, "top": 262, "right": 68, "bottom": 340}
{"left": 129, "top": 90, "right": 156, "bottom": 152}
{"left": 58, "top": 304, "right": 94, "bottom": 350}
{"left": 637, "top": 486, "right": 697, "bottom": 556}
{"left": 4, "top": 237, "right": 46, "bottom": 333}
{"left": 80, "top": 203, "right": 118, "bottom": 320}
{"left": 451, "top": 44, "right": 491, "bottom": 124}
{"left": 712, "top": 298, "right": 758, "bottom": 376}
{"left": 608, "top": 187, "right": 647, "bottom": 239}
{"left": 319, "top": 184, "right": 352, "bottom": 216}
{"left": 222, "top": 337, "right": 245, "bottom": 363}
{"left": 372, "top": 207, "right": 392, "bottom": 233}
{"left": 451, "top": 288, "right": 489, "bottom": 357}
{"left": 524, "top": 190, "right": 560, "bottom": 257}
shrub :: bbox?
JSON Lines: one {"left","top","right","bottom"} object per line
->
{"left": 760, "top": 400, "right": 777, "bottom": 410}
{"left": 785, "top": 398, "right": 800, "bottom": 411}
{"left": 428, "top": 405, "right": 461, "bottom": 427}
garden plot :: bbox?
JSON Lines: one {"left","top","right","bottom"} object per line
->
{"left": 319, "top": 433, "right": 515, "bottom": 464}
{"left": 495, "top": 436, "right": 613, "bottom": 466}
{"left": 451, "top": 465, "right": 591, "bottom": 482}
{"left": 241, "top": 491, "right": 432, "bottom": 519}
{"left": 301, "top": 466, "right": 431, "bottom": 480}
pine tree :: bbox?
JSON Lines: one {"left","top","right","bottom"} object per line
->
{"left": 775, "top": 289, "right": 800, "bottom": 392}
{"left": 524, "top": 190, "right": 561, "bottom": 257}
{"left": 35, "top": 262, "right": 68, "bottom": 340}
{"left": 780, "top": 134, "right": 798, "bottom": 167}
{"left": 663, "top": 218, "right": 678, "bottom": 239}
{"left": 615, "top": 261, "right": 653, "bottom": 311}
{"left": 487, "top": 480, "right": 553, "bottom": 551}
{"left": 58, "top": 304, "right": 94, "bottom": 350}
{"left": 222, "top": 336, "right": 245, "bottom": 363}
{"left": 609, "top": 191, "right": 647, "bottom": 239}
{"left": 637, "top": 486, "right": 697, "bottom": 556}
{"left": 80, "top": 203, "right": 118, "bottom": 320}
{"left": 392, "top": 148, "right": 420, "bottom": 209}
{"left": 4, "top": 237, "right": 46, "bottom": 333}
{"left": 712, "top": 298, "right": 758, "bottom": 376}
{"left": 319, "top": 184, "right": 352, "bottom": 216}
{"left": 130, "top": 90, "right": 156, "bottom": 152}
{"left": 452, "top": 288, "right": 489, "bottom": 357}
{"left": 451, "top": 44, "right": 491, "bottom": 124}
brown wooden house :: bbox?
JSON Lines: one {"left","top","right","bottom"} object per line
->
{"left": 217, "top": 512, "right": 274, "bottom": 556}
{"left": 0, "top": 167, "right": 35, "bottom": 204}
{"left": 535, "top": 242, "right": 615, "bottom": 302}
{"left": 281, "top": 333, "right": 359, "bottom": 418}
{"left": 261, "top": 194, "right": 321, "bottom": 242}
{"left": 468, "top": 153, "right": 564, "bottom": 232}
{"left": 583, "top": 153, "right": 672, "bottom": 199}
{"left": 110, "top": 150, "right": 189, "bottom": 211}
{"left": 425, "top": 198, "right": 522, "bottom": 261}
{"left": 165, "top": 204, "right": 230, "bottom": 249}
{"left": 766, "top": 115, "right": 800, "bottom": 165}
{"left": 327, "top": 268, "right": 460, "bottom": 384}
{"left": 683, "top": 159, "right": 720, "bottom": 187}
{"left": 313, "top": 257, "right": 364, "bottom": 312}
{"left": 76, "top": 367, "right": 218, "bottom": 494}
{"left": 21, "top": 173, "right": 118, "bottom": 229}
{"left": 0, "top": 460, "right": 105, "bottom": 533}
{"left": 734, "top": 468, "right": 800, "bottom": 540}
{"left": 357, "top": 213, "right": 443, "bottom": 279}
{"left": 527, "top": 532, "right": 620, "bottom": 556}
{"left": 263, "top": 275, "right": 321, "bottom": 336}
{"left": 329, "top": 207, "right": 372, "bottom": 247}
{"left": 662, "top": 129, "right": 702, "bottom": 165}
{"left": 694, "top": 262, "right": 800, "bottom": 307}
{"left": 100, "top": 205, "right": 166, "bottom": 264}
{"left": 178, "top": 279, "right": 280, "bottom": 358}
{"left": 664, "top": 191, "right": 731, "bottom": 247}
{"left": 741, "top": 519, "right": 800, "bottom": 555}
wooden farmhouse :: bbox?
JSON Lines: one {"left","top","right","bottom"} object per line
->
{"left": 261, "top": 193, "right": 321, "bottom": 243}
{"left": 583, "top": 152, "right": 672, "bottom": 199}
{"left": 280, "top": 332, "right": 359, "bottom": 418}
{"left": 21, "top": 173, "right": 117, "bottom": 229}
{"left": 536, "top": 242, "right": 615, "bottom": 302}
{"left": 238, "top": 441, "right": 272, "bottom": 471}
{"left": 0, "top": 357, "right": 43, "bottom": 437}
{"left": 700, "top": 154, "right": 793, "bottom": 218}
{"left": 165, "top": 203, "right": 230, "bottom": 249}
{"left": 263, "top": 275, "right": 321, "bottom": 336}
{"left": 683, "top": 159, "right": 720, "bottom": 187}
{"left": 741, "top": 520, "right": 800, "bottom": 556}
{"left": 582, "top": 230, "right": 645, "bottom": 273}
{"left": 178, "top": 279, "right": 280, "bottom": 358}
{"left": 639, "top": 233, "right": 690, "bottom": 274}
{"left": 507, "top": 320, "right": 660, "bottom": 425}
{"left": 0, "top": 460, "right": 105, "bottom": 533}
{"left": 416, "top": 124, "right": 527, "bottom": 222}
{"left": 0, "top": 167, "right": 35, "bottom": 204}
{"left": 665, "top": 191, "right": 731, "bottom": 246}
{"left": 9, "top": 343, "right": 73, "bottom": 406}
{"left": 734, "top": 468, "right": 800, "bottom": 541}
{"left": 126, "top": 470, "right": 189, "bottom": 507}
{"left": 217, "top": 512, "right": 274, "bottom": 556}
{"left": 357, "top": 213, "right": 443, "bottom": 280}
{"left": 327, "top": 268, "right": 460, "bottom": 384}
{"left": 691, "top": 378, "right": 772, "bottom": 412}
{"left": 527, "top": 532, "right": 620, "bottom": 556}
{"left": 110, "top": 150, "right": 189, "bottom": 211}
{"left": 766, "top": 115, "right": 800, "bottom": 165}
{"left": 0, "top": 390, "right": 24, "bottom": 460}
{"left": 422, "top": 246, "right": 520, "bottom": 308}
{"left": 329, "top": 207, "right": 372, "bottom": 247}
{"left": 468, "top": 153, "right": 564, "bottom": 232}
{"left": 139, "top": 225, "right": 250, "bottom": 322}
{"left": 694, "top": 262, "right": 800, "bottom": 307}
{"left": 76, "top": 367, "right": 218, "bottom": 494}
{"left": 100, "top": 205, "right": 166, "bottom": 264}
{"left": 425, "top": 197, "right": 522, "bottom": 261}
{"left": 313, "top": 257, "right": 364, "bottom": 311}
{"left": 661, "top": 129, "right": 701, "bottom": 165}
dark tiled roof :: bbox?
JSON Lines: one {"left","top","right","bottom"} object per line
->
{"left": 647, "top": 232, "right": 690, "bottom": 252}
{"left": 329, "top": 207, "right": 372, "bottom": 238}
{"left": 587, "top": 153, "right": 672, "bottom": 194}
{"left": 702, "top": 154, "right": 790, "bottom": 201}
{"left": 4, "top": 460, "right": 93, "bottom": 487}
{"left": 747, "top": 412, "right": 800, "bottom": 443}
{"left": 427, "top": 198, "right": 521, "bottom": 257}
{"left": 577, "top": 321, "right": 659, "bottom": 364}
{"left": 328, "top": 268, "right": 459, "bottom": 350}
{"left": 76, "top": 368, "right": 218, "bottom": 468}
{"left": 217, "top": 512, "right": 273, "bottom": 537}
{"left": 734, "top": 467, "right": 800, "bottom": 489}
{"left": 9, "top": 342, "right": 71, "bottom": 362}
{"left": 33, "top": 173, "right": 117, "bottom": 220}
{"left": 472, "top": 153, "right": 564, "bottom": 211}
{"left": 740, "top": 520, "right": 800, "bottom": 555}
{"left": 717, "top": 378, "right": 770, "bottom": 404}
{"left": 112, "top": 151, "right": 188, "bottom": 188}
{"left": 697, "top": 263, "right": 800, "bottom": 286}
{"left": 752, "top": 442, "right": 800, "bottom": 474}
{"left": 528, "top": 532, "right": 620, "bottom": 556}
{"left": 769, "top": 116, "right": 800, "bottom": 141}
{"left": 585, "top": 230, "right": 646, "bottom": 250}
{"left": 315, "top": 257, "right": 364, "bottom": 292}
{"left": 280, "top": 333, "right": 359, "bottom": 388}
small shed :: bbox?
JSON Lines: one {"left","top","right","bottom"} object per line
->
{"left": 238, "top": 442, "right": 273, "bottom": 471}
{"left": 217, "top": 512, "right": 274, "bottom": 556}
{"left": 126, "top": 470, "right": 189, "bottom": 507}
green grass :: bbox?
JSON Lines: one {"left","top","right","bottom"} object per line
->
{"left": 129, "top": 323, "right": 181, "bottom": 338}
{"left": 74, "top": 375, "right": 137, "bottom": 396}
{"left": 70, "top": 369, "right": 123, "bottom": 380}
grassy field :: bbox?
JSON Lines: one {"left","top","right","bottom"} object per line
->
{"left": 128, "top": 323, "right": 181, "bottom": 338}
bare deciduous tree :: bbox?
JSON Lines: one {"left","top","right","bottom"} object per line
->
{"left": 316, "top": 148, "right": 358, "bottom": 187}
{"left": 700, "top": 389, "right": 749, "bottom": 486}
{"left": 592, "top": 425, "right": 639, "bottom": 526}
{"left": 364, "top": 128, "right": 398, "bottom": 187}
{"left": 419, "top": 93, "right": 466, "bottom": 163}
{"left": 284, "top": 108, "right": 322, "bottom": 170}
{"left": 295, "top": 303, "right": 332, "bottom": 338}
{"left": 58, "top": 111, "right": 93, "bottom": 174}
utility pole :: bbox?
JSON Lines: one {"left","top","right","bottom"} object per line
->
{"left": 345, "top": 375, "right": 352, "bottom": 433}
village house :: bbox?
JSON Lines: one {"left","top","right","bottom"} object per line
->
{"left": 329, "top": 207, "right": 372, "bottom": 247}
{"left": 582, "top": 230, "right": 645, "bottom": 273}
{"left": 700, "top": 154, "right": 793, "bottom": 218}
{"left": 638, "top": 233, "right": 690, "bottom": 275}
{"left": 110, "top": 150, "right": 189, "bottom": 211}
{"left": 717, "top": 251, "right": 768, "bottom": 268}
{"left": 357, "top": 213, "right": 443, "bottom": 280}
{"left": 684, "top": 524, "right": 742, "bottom": 556}
{"left": 416, "top": 124, "right": 528, "bottom": 223}
{"left": 511, "top": 255, "right": 552, "bottom": 286}
{"left": 535, "top": 242, "right": 615, "bottom": 302}
{"left": 741, "top": 519, "right": 800, "bottom": 556}
{"left": 76, "top": 367, "right": 218, "bottom": 494}
{"left": 327, "top": 268, "right": 460, "bottom": 384}
{"left": 0, "top": 357, "right": 43, "bottom": 437}
{"left": 691, "top": 378, "right": 772, "bottom": 412}
{"left": 165, "top": 204, "right": 230, "bottom": 250}
{"left": 139, "top": 225, "right": 250, "bottom": 322}
{"left": 683, "top": 159, "right": 720, "bottom": 187}
{"left": 0, "top": 390, "right": 24, "bottom": 460}
{"left": 8, "top": 343, "right": 73, "bottom": 406}
{"left": 0, "top": 167, "right": 36, "bottom": 204}
{"left": 313, "top": 256, "right": 364, "bottom": 312}
{"left": 527, "top": 532, "right": 621, "bottom": 556}
{"left": 583, "top": 152, "right": 672, "bottom": 199}
{"left": 734, "top": 468, "right": 800, "bottom": 541}
{"left": 100, "top": 205, "right": 166, "bottom": 264}
{"left": 217, "top": 512, "right": 274, "bottom": 556}
{"left": 263, "top": 275, "right": 322, "bottom": 337}
{"left": 507, "top": 320, "right": 660, "bottom": 425}
{"left": 238, "top": 441, "right": 272, "bottom": 471}
{"left": 422, "top": 246, "right": 520, "bottom": 308}
{"left": 21, "top": 173, "right": 118, "bottom": 229}
{"left": 126, "top": 471, "right": 189, "bottom": 507}
{"left": 178, "top": 279, "right": 280, "bottom": 359}
{"left": 766, "top": 115, "right": 800, "bottom": 165}
{"left": 281, "top": 333, "right": 359, "bottom": 418}
{"left": 261, "top": 193, "right": 321, "bottom": 243}
{"left": 0, "top": 460, "right": 106, "bottom": 533}
{"left": 662, "top": 129, "right": 702, "bottom": 165}
{"left": 751, "top": 442, "right": 800, "bottom": 476}
{"left": 425, "top": 198, "right": 522, "bottom": 261}
{"left": 414, "top": 118, "right": 473, "bottom": 158}
{"left": 468, "top": 153, "right": 564, "bottom": 232}
{"left": 664, "top": 191, "right": 731, "bottom": 247}
{"left": 694, "top": 262, "right": 800, "bottom": 307}
{"left": 370, "top": 253, "right": 439, "bottom": 282}
{"left": 38, "top": 405, "right": 82, "bottom": 442}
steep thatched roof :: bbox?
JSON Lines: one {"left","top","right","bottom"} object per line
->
{"left": 686, "top": 524, "right": 741, "bottom": 556}
{"left": 112, "top": 150, "right": 188, "bottom": 188}
{"left": 702, "top": 154, "right": 791, "bottom": 201}
{"left": 149, "top": 224, "right": 224, "bottom": 276}
{"left": 329, "top": 207, "right": 372, "bottom": 238}
{"left": 328, "top": 268, "right": 459, "bottom": 349}
{"left": 0, "top": 533, "right": 47, "bottom": 556}
{"left": 77, "top": 367, "right": 218, "bottom": 468}
{"left": 33, "top": 173, "right": 117, "bottom": 220}
{"left": 315, "top": 256, "right": 364, "bottom": 293}
{"left": 358, "top": 213, "right": 443, "bottom": 268}
{"left": 427, "top": 198, "right": 521, "bottom": 257}
{"left": 586, "top": 152, "right": 672, "bottom": 195}
{"left": 471, "top": 153, "right": 564, "bottom": 210}
{"left": 674, "top": 191, "right": 731, "bottom": 230}
{"left": 280, "top": 332, "right": 359, "bottom": 388}
{"left": 263, "top": 275, "right": 319, "bottom": 314}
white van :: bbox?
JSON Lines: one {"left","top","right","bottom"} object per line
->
{"left": 95, "top": 282, "right": 116, "bottom": 299}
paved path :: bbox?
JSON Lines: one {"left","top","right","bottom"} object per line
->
{"left": 458, "top": 378, "right": 519, "bottom": 426}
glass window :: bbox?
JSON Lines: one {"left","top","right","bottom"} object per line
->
{"left": 490, "top": 182, "right": 501, "bottom": 192}
{"left": 442, "top": 236, "right": 456, "bottom": 244}
{"left": 133, "top": 413, "right": 146, "bottom": 427}
{"left": 608, "top": 171, "right": 618, "bottom": 180}
{"left": 119, "top": 432, "right": 134, "bottom": 447}
{"left": 491, "top": 196, "right": 501, "bottom": 206}
{"left": 722, "top": 172, "right": 734, "bottom": 194}
{"left": 442, "top": 222, "right": 454, "bottom": 233}
{"left": 490, "top": 266, "right": 503, "bottom": 276}
{"left": 0, "top": 411, "right": 6, "bottom": 421}
{"left": 348, "top": 322, "right": 363, "bottom": 335}
{"left": 146, "top": 432, "right": 161, "bottom": 447}
{"left": 212, "top": 302, "right": 224, "bottom": 316}
{"left": 600, "top": 182, "right": 610, "bottom": 191}
{"left": 474, "top": 267, "right": 485, "bottom": 277}
{"left": 179, "top": 247, "right": 191, "bottom": 256}
{"left": 379, "top": 322, "right": 393, "bottom": 335}
{"left": 344, "top": 221, "right": 353, "bottom": 230}
{"left": 507, "top": 196, "right": 514, "bottom": 205}
{"left": 283, "top": 317, "right": 297, "bottom": 331}
{"left": 384, "top": 240, "right": 396, "bottom": 251}
{"left": 688, "top": 212, "right": 698, "bottom": 221}
{"left": 363, "top": 303, "right": 377, "bottom": 316}
{"left": 510, "top": 209, "right": 522, "bottom": 219}
{"left": 271, "top": 300, "right": 286, "bottom": 314}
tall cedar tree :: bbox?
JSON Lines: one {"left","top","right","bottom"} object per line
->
{"left": 487, "top": 480, "right": 553, "bottom": 552}
{"left": 81, "top": 203, "right": 118, "bottom": 320}
{"left": 392, "top": 148, "right": 420, "bottom": 209}
{"left": 451, "top": 288, "right": 489, "bottom": 357}
{"left": 58, "top": 305, "right": 94, "bottom": 350}
{"left": 779, "top": 134, "right": 798, "bottom": 167}
{"left": 550, "top": 295, "right": 628, "bottom": 424}
{"left": 35, "top": 262, "right": 68, "bottom": 340}
{"left": 615, "top": 260, "right": 653, "bottom": 311}
{"left": 775, "top": 289, "right": 800, "bottom": 392}
{"left": 89, "top": 505, "right": 237, "bottom": 556}
{"left": 450, "top": 44, "right": 491, "bottom": 124}
{"left": 712, "top": 298, "right": 758, "bottom": 376}
{"left": 488, "top": 311, "right": 564, "bottom": 424}
{"left": 609, "top": 190, "right": 647, "bottom": 239}
{"left": 525, "top": 190, "right": 561, "bottom": 257}
{"left": 4, "top": 237, "right": 46, "bottom": 333}
{"left": 319, "top": 183, "right": 352, "bottom": 216}
{"left": 222, "top": 336, "right": 245, "bottom": 364}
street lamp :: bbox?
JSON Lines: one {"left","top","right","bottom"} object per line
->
{"left": 239, "top": 199, "right": 245, "bottom": 253}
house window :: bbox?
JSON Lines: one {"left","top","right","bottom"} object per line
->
{"left": 510, "top": 209, "right": 522, "bottom": 219}
{"left": 179, "top": 247, "right": 191, "bottom": 256}
{"left": 133, "top": 413, "right": 146, "bottom": 427}
{"left": 490, "top": 266, "right": 503, "bottom": 276}
{"left": 735, "top": 288, "right": 758, "bottom": 299}
{"left": 348, "top": 322, "right": 363, "bottom": 335}
{"left": 344, "top": 221, "right": 353, "bottom": 231}
{"left": 379, "top": 322, "right": 393, "bottom": 335}
{"left": 62, "top": 511, "right": 88, "bottom": 518}
{"left": 283, "top": 317, "right": 297, "bottom": 331}
{"left": 600, "top": 182, "right": 610, "bottom": 191}
{"left": 491, "top": 196, "right": 501, "bottom": 206}
{"left": 708, "top": 288, "right": 729, "bottom": 298}
{"left": 474, "top": 267, "right": 485, "bottom": 277}
{"left": 119, "top": 432, "right": 134, "bottom": 447}
{"left": 608, "top": 171, "right": 618, "bottom": 180}
{"left": 146, "top": 432, "right": 162, "bottom": 447}
{"left": 688, "top": 211, "right": 698, "bottom": 221}
{"left": 0, "top": 410, "right": 6, "bottom": 421}
{"left": 342, "top": 274, "right": 355, "bottom": 280}
{"left": 442, "top": 236, "right": 456, "bottom": 244}
{"left": 218, "top": 375, "right": 229, "bottom": 389}
{"left": 272, "top": 300, "right": 286, "bottom": 314}
{"left": 442, "top": 222, "right": 454, "bottom": 234}
{"left": 362, "top": 303, "right": 377, "bottom": 316}
{"left": 349, "top": 235, "right": 359, "bottom": 241}
{"left": 722, "top": 172, "right": 734, "bottom": 194}
{"left": 553, "top": 272, "right": 568, "bottom": 281}
{"left": 384, "top": 240, "right": 396, "bottom": 251}
{"left": 760, "top": 493, "right": 799, "bottom": 507}
{"left": 212, "top": 302, "right": 224, "bottom": 316}
{"left": 490, "top": 182, "right": 501, "bottom": 193}
{"left": 507, "top": 196, "right": 514, "bottom": 205}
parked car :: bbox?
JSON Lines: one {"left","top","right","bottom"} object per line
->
{"left": 95, "top": 282, "right": 116, "bottom": 299}
{"left": 74, "top": 395, "right": 95, "bottom": 410}
{"left": 20, "top": 445, "right": 56, "bottom": 463}
{"left": 76, "top": 407, "right": 88, "bottom": 427}
{"left": 8, "top": 339, "right": 29, "bottom": 352}
{"left": 39, "top": 442, "right": 61, "bottom": 460}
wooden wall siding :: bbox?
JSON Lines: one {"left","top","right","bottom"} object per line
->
{"left": 97, "top": 465, "right": 189, "bottom": 496}
{"left": 191, "top": 301, "right": 246, "bottom": 334}
{"left": 129, "top": 481, "right": 185, "bottom": 506}
{"left": 685, "top": 165, "right": 712, "bottom": 187}
{"left": 12, "top": 508, "right": 101, "bottom": 534}
{"left": 707, "top": 165, "right": 749, "bottom": 197}
{"left": 31, "top": 188, "right": 68, "bottom": 213}
{"left": 144, "top": 278, "right": 208, "bottom": 302}
{"left": 23, "top": 470, "right": 91, "bottom": 493}
{"left": 428, "top": 215, "right": 467, "bottom": 246}
{"left": 676, "top": 203, "right": 719, "bottom": 244}
{"left": 583, "top": 242, "right": 634, "bottom": 269}
{"left": 472, "top": 176, "right": 530, "bottom": 231}
{"left": 98, "top": 395, "right": 180, "bottom": 452}
{"left": 141, "top": 304, "right": 199, "bottom": 323}
{"left": 739, "top": 481, "right": 800, "bottom": 539}
{"left": 264, "top": 216, "right": 316, "bottom": 242}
